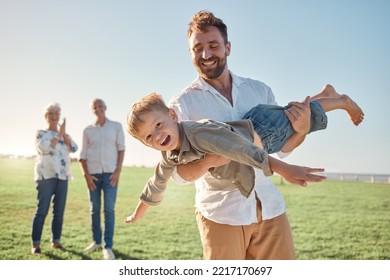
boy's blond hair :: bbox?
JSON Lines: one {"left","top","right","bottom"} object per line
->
{"left": 127, "top": 92, "right": 170, "bottom": 139}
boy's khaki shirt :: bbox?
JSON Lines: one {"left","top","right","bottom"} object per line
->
{"left": 140, "top": 119, "right": 272, "bottom": 206}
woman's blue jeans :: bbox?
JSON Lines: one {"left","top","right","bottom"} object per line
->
{"left": 31, "top": 178, "right": 68, "bottom": 245}
{"left": 88, "top": 173, "right": 118, "bottom": 249}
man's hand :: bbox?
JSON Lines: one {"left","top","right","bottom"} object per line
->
{"left": 84, "top": 174, "right": 98, "bottom": 191}
{"left": 109, "top": 170, "right": 121, "bottom": 187}
{"left": 285, "top": 96, "right": 311, "bottom": 135}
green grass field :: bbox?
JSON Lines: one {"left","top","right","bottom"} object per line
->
{"left": 0, "top": 158, "right": 389, "bottom": 260}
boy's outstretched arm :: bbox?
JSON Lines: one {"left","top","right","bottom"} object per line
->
{"left": 125, "top": 200, "right": 150, "bottom": 223}
{"left": 268, "top": 156, "right": 326, "bottom": 186}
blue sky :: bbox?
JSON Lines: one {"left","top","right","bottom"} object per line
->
{"left": 1, "top": 0, "right": 389, "bottom": 174}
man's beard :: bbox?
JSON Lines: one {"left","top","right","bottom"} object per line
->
{"left": 195, "top": 55, "right": 227, "bottom": 80}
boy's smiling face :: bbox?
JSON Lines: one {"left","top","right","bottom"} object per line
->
{"left": 136, "top": 109, "right": 181, "bottom": 152}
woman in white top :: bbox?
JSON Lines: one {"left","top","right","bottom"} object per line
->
{"left": 31, "top": 103, "right": 78, "bottom": 255}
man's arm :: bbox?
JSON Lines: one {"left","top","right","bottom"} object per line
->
{"left": 80, "top": 159, "right": 98, "bottom": 191}
{"left": 110, "top": 150, "right": 125, "bottom": 187}
{"left": 280, "top": 131, "right": 307, "bottom": 153}
{"left": 176, "top": 154, "right": 230, "bottom": 181}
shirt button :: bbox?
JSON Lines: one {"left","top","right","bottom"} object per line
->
{"left": 231, "top": 180, "right": 236, "bottom": 183}
{"left": 217, "top": 176, "right": 221, "bottom": 179}
{"left": 182, "top": 159, "right": 186, "bottom": 163}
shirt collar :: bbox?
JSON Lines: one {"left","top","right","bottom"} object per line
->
{"left": 165, "top": 122, "right": 191, "bottom": 163}
{"left": 190, "top": 71, "right": 244, "bottom": 91}
{"left": 93, "top": 117, "right": 109, "bottom": 127}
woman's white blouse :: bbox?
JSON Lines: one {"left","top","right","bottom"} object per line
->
{"left": 34, "top": 130, "right": 78, "bottom": 181}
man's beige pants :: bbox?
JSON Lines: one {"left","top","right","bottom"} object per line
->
{"left": 196, "top": 199, "right": 296, "bottom": 260}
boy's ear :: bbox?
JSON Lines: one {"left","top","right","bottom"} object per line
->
{"left": 169, "top": 109, "right": 178, "bottom": 122}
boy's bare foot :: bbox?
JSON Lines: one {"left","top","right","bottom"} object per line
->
{"left": 314, "top": 84, "right": 340, "bottom": 99}
{"left": 312, "top": 84, "right": 364, "bottom": 126}
{"left": 341, "top": 94, "right": 365, "bottom": 125}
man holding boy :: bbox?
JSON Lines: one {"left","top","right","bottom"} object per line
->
{"left": 125, "top": 93, "right": 327, "bottom": 224}
{"left": 168, "top": 10, "right": 313, "bottom": 260}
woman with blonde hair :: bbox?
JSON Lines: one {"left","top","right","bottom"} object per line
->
{"left": 31, "top": 103, "right": 78, "bottom": 255}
